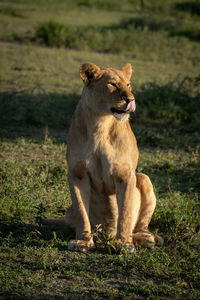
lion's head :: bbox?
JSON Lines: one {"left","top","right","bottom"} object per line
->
{"left": 80, "top": 63, "right": 136, "bottom": 121}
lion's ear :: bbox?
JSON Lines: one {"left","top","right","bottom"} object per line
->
{"left": 122, "top": 64, "right": 133, "bottom": 80}
{"left": 80, "top": 63, "right": 102, "bottom": 86}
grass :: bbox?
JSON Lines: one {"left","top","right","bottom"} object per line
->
{"left": 0, "top": 0, "right": 200, "bottom": 299}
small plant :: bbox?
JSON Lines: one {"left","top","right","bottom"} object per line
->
{"left": 92, "top": 225, "right": 131, "bottom": 255}
{"left": 34, "top": 203, "right": 48, "bottom": 225}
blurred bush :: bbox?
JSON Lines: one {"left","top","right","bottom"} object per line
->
{"left": 135, "top": 76, "right": 200, "bottom": 132}
{"left": 35, "top": 21, "right": 71, "bottom": 47}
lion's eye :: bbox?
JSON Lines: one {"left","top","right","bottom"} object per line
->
{"left": 108, "top": 82, "right": 117, "bottom": 88}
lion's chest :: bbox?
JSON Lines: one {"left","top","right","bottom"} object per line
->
{"left": 86, "top": 145, "right": 115, "bottom": 194}
{"left": 86, "top": 139, "right": 135, "bottom": 195}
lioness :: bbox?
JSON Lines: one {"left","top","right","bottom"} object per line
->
{"left": 65, "top": 63, "right": 163, "bottom": 252}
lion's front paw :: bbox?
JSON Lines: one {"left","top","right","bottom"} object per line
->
{"left": 68, "top": 239, "right": 94, "bottom": 252}
{"left": 125, "top": 243, "right": 136, "bottom": 253}
{"left": 154, "top": 235, "right": 164, "bottom": 246}
{"left": 132, "top": 232, "right": 164, "bottom": 247}
{"left": 117, "top": 240, "right": 136, "bottom": 254}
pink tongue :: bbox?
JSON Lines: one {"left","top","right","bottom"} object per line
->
{"left": 125, "top": 101, "right": 136, "bottom": 113}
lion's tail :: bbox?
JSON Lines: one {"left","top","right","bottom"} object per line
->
{"left": 41, "top": 218, "right": 66, "bottom": 226}
{"left": 22, "top": 217, "right": 67, "bottom": 227}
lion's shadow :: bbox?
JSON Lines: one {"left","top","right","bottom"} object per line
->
{"left": 0, "top": 220, "right": 75, "bottom": 251}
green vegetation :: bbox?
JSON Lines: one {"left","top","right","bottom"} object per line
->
{"left": 0, "top": 0, "right": 200, "bottom": 299}
{"left": 32, "top": 16, "right": 200, "bottom": 62}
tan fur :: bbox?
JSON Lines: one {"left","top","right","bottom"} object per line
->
{"left": 66, "top": 63, "right": 163, "bottom": 252}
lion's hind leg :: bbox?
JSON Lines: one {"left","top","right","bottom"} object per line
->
{"left": 132, "top": 173, "right": 163, "bottom": 247}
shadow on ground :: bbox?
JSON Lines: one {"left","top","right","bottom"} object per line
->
{"left": 0, "top": 220, "right": 75, "bottom": 250}
{"left": 0, "top": 76, "right": 199, "bottom": 149}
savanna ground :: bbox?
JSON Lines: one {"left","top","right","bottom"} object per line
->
{"left": 0, "top": 0, "right": 200, "bottom": 299}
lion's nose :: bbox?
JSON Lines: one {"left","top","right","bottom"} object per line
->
{"left": 123, "top": 96, "right": 135, "bottom": 103}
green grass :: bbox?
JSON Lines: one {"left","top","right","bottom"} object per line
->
{"left": 0, "top": 0, "right": 200, "bottom": 299}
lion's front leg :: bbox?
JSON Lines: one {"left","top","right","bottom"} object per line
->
{"left": 132, "top": 173, "right": 164, "bottom": 247}
{"left": 67, "top": 162, "right": 94, "bottom": 252}
{"left": 114, "top": 164, "right": 140, "bottom": 253}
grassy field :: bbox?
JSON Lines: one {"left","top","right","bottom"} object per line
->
{"left": 0, "top": 0, "right": 200, "bottom": 299}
